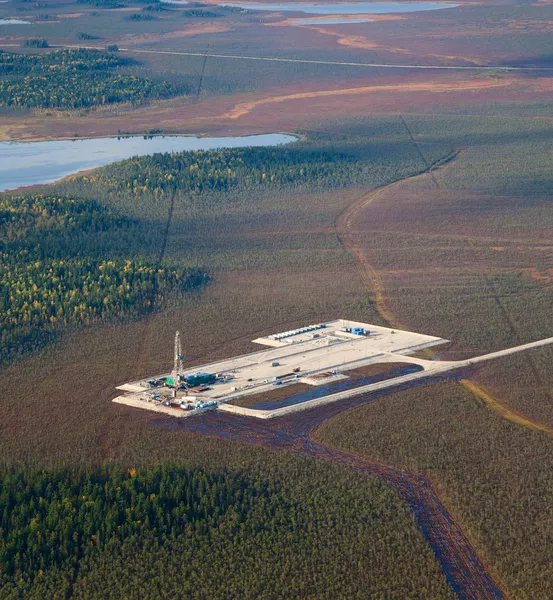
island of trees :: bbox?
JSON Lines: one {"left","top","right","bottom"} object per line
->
{"left": 0, "top": 49, "right": 185, "bottom": 110}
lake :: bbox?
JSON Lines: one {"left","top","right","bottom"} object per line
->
{"left": 165, "top": 0, "right": 458, "bottom": 15}
{"left": 0, "top": 133, "right": 298, "bottom": 192}
{"left": 293, "top": 16, "right": 374, "bottom": 23}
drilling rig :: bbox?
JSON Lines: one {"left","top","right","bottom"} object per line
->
{"left": 171, "top": 330, "right": 184, "bottom": 389}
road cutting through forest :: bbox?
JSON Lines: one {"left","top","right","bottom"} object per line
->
{"left": 172, "top": 160, "right": 527, "bottom": 599}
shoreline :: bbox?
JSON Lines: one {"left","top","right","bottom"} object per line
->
{"left": 0, "top": 131, "right": 301, "bottom": 193}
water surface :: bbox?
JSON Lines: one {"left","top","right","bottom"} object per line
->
{"left": 166, "top": 0, "right": 457, "bottom": 14}
{"left": 293, "top": 16, "right": 373, "bottom": 23}
{"left": 0, "top": 133, "right": 297, "bottom": 192}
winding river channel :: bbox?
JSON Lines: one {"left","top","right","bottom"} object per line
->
{"left": 0, "top": 133, "right": 297, "bottom": 192}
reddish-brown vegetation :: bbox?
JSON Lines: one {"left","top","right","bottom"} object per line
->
{"left": 2, "top": 70, "right": 546, "bottom": 142}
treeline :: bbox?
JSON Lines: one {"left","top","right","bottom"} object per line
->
{"left": 0, "top": 195, "right": 206, "bottom": 361}
{"left": 0, "top": 463, "right": 455, "bottom": 599}
{"left": 0, "top": 49, "right": 185, "bottom": 109}
{"left": 0, "top": 49, "right": 127, "bottom": 76}
{"left": 182, "top": 8, "right": 221, "bottom": 17}
{"left": 75, "top": 146, "right": 367, "bottom": 198}
{"left": 78, "top": 0, "right": 161, "bottom": 7}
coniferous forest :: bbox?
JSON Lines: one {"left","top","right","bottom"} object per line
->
{"left": 0, "top": 194, "right": 205, "bottom": 360}
{"left": 0, "top": 49, "right": 185, "bottom": 109}
{"left": 0, "top": 462, "right": 455, "bottom": 600}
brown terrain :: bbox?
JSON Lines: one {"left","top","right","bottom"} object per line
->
{"left": 1, "top": 70, "right": 549, "bottom": 142}
{"left": 2, "top": 0, "right": 553, "bottom": 595}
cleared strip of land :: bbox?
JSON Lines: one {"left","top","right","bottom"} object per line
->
{"left": 461, "top": 379, "right": 553, "bottom": 437}
{"left": 52, "top": 44, "right": 553, "bottom": 72}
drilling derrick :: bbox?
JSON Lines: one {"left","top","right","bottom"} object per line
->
{"left": 172, "top": 330, "right": 184, "bottom": 388}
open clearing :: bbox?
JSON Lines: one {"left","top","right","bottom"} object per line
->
{"left": 114, "top": 318, "right": 553, "bottom": 419}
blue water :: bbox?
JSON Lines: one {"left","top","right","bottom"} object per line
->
{"left": 0, "top": 133, "right": 297, "bottom": 192}
{"left": 294, "top": 16, "right": 373, "bottom": 23}
{"left": 165, "top": 0, "right": 457, "bottom": 14}
{"left": 251, "top": 363, "right": 423, "bottom": 410}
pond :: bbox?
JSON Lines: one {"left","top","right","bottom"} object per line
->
{"left": 0, "top": 133, "right": 298, "bottom": 192}
{"left": 165, "top": 0, "right": 458, "bottom": 15}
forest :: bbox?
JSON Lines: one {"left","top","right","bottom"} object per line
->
{"left": 0, "top": 461, "right": 454, "bottom": 600}
{"left": 315, "top": 380, "right": 553, "bottom": 599}
{"left": 1, "top": 135, "right": 418, "bottom": 362}
{"left": 0, "top": 50, "right": 127, "bottom": 75}
{"left": 0, "top": 194, "right": 205, "bottom": 361}
{"left": 0, "top": 49, "right": 185, "bottom": 110}
{"left": 73, "top": 145, "right": 400, "bottom": 199}
{"left": 77, "top": 0, "right": 161, "bottom": 7}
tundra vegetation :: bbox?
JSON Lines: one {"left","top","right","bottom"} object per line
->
{"left": 1, "top": 102, "right": 553, "bottom": 599}
{"left": 2, "top": 0, "right": 553, "bottom": 596}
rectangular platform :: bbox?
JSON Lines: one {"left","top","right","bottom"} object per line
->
{"left": 115, "top": 320, "right": 448, "bottom": 412}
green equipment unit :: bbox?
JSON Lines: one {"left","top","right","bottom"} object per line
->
{"left": 184, "top": 372, "right": 216, "bottom": 387}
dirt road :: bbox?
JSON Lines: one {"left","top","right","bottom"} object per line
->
{"left": 56, "top": 44, "right": 553, "bottom": 72}
{"left": 172, "top": 385, "right": 507, "bottom": 599}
